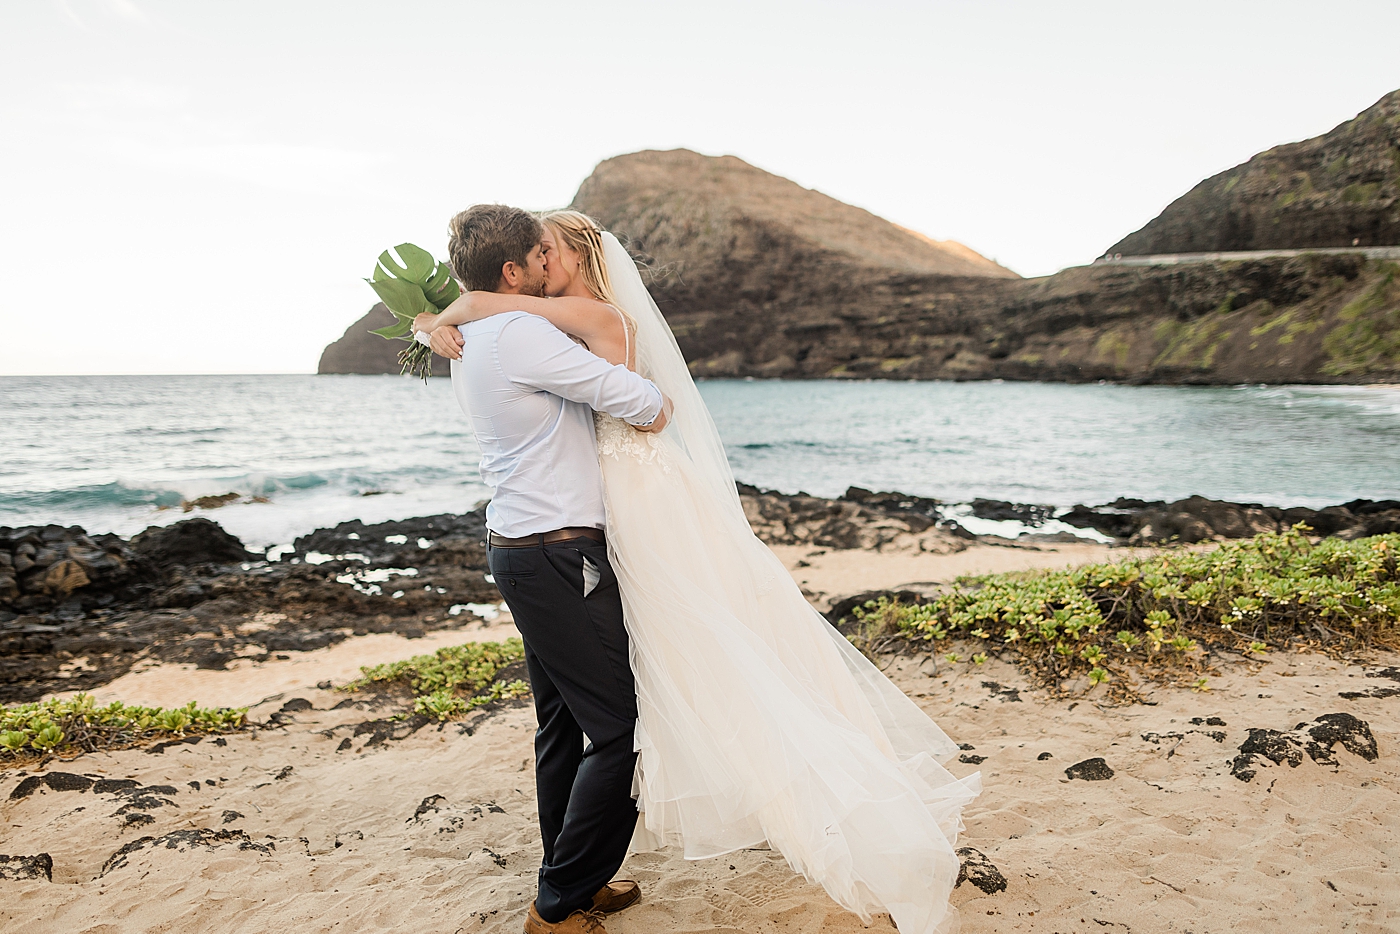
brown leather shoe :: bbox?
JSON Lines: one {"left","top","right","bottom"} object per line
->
{"left": 591, "top": 879, "right": 641, "bottom": 913}
{"left": 524, "top": 903, "right": 608, "bottom": 934}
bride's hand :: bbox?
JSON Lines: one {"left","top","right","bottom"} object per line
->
{"left": 634, "top": 395, "right": 673, "bottom": 433}
{"left": 429, "top": 326, "right": 465, "bottom": 360}
{"left": 413, "top": 312, "right": 438, "bottom": 335}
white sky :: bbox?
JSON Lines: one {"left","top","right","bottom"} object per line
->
{"left": 2, "top": 0, "right": 1398, "bottom": 375}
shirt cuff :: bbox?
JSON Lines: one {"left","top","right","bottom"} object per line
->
{"left": 624, "top": 386, "right": 665, "bottom": 427}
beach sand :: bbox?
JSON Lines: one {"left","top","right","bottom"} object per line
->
{"left": 768, "top": 540, "right": 1162, "bottom": 611}
{"left": 4, "top": 545, "right": 1397, "bottom": 933}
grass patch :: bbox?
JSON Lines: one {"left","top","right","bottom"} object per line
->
{"left": 0, "top": 695, "right": 247, "bottom": 767}
{"left": 1342, "top": 182, "right": 1380, "bottom": 203}
{"left": 1323, "top": 263, "right": 1400, "bottom": 375}
{"left": 1094, "top": 331, "right": 1131, "bottom": 370}
{"left": 844, "top": 528, "right": 1399, "bottom": 701}
{"left": 344, "top": 638, "right": 530, "bottom": 720}
{"left": 1153, "top": 315, "right": 1228, "bottom": 370}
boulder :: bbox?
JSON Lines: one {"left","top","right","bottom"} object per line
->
{"left": 130, "top": 519, "right": 254, "bottom": 568}
{"left": 0, "top": 525, "right": 144, "bottom": 611}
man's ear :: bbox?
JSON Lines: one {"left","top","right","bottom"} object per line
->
{"left": 499, "top": 261, "right": 520, "bottom": 290}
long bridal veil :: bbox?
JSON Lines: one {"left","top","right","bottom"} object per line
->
{"left": 597, "top": 232, "right": 980, "bottom": 934}
{"left": 601, "top": 233, "right": 744, "bottom": 514}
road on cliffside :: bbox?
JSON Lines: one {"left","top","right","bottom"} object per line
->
{"left": 1091, "top": 245, "right": 1400, "bottom": 268}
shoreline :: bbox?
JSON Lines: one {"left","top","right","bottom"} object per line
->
{"left": 36, "top": 537, "right": 1146, "bottom": 712}
{"left": 4, "top": 486, "right": 1398, "bottom": 705}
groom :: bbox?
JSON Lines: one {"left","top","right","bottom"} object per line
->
{"left": 429, "top": 204, "right": 667, "bottom": 934}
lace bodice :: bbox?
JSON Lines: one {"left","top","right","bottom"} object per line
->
{"left": 595, "top": 412, "right": 671, "bottom": 473}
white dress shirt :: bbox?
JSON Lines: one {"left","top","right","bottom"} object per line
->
{"left": 442, "top": 311, "right": 663, "bottom": 537}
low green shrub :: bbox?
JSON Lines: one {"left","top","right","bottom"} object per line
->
{"left": 848, "top": 527, "right": 1399, "bottom": 697}
{"left": 345, "top": 638, "right": 530, "bottom": 720}
{"left": 0, "top": 694, "right": 246, "bottom": 764}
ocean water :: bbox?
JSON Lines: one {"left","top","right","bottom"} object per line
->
{"left": 1, "top": 375, "right": 1396, "bottom": 550}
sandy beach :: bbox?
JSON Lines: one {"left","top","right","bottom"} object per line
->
{"left": 8, "top": 11, "right": 1400, "bottom": 933}
{"left": 3, "top": 540, "right": 1396, "bottom": 934}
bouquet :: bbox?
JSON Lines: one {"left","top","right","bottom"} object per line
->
{"left": 366, "top": 243, "right": 460, "bottom": 381}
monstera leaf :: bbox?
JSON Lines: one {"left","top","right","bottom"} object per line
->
{"left": 365, "top": 243, "right": 461, "bottom": 340}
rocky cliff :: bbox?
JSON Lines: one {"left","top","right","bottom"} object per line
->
{"left": 317, "top": 303, "right": 449, "bottom": 377}
{"left": 1108, "top": 89, "right": 1400, "bottom": 255}
{"left": 320, "top": 103, "right": 1400, "bottom": 384}
{"left": 573, "top": 150, "right": 1398, "bottom": 383}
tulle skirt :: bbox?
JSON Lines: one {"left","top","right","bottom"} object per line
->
{"left": 596, "top": 418, "right": 980, "bottom": 934}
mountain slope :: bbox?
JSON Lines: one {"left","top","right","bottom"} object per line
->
{"left": 1108, "top": 90, "right": 1400, "bottom": 255}
{"left": 573, "top": 148, "right": 1017, "bottom": 280}
{"left": 319, "top": 127, "right": 1400, "bottom": 384}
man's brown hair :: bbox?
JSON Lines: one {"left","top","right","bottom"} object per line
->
{"left": 446, "top": 204, "right": 544, "bottom": 291}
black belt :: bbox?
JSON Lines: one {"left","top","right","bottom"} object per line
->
{"left": 488, "top": 527, "right": 605, "bottom": 548}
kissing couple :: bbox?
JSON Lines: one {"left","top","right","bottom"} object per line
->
{"left": 414, "top": 205, "right": 980, "bottom": 934}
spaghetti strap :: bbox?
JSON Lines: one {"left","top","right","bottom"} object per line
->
{"left": 606, "top": 303, "right": 633, "bottom": 370}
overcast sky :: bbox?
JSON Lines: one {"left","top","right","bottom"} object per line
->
{"left": 2, "top": 0, "right": 1397, "bottom": 375}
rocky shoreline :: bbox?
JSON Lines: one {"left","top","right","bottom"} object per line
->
{"left": 0, "top": 515, "right": 500, "bottom": 704}
{"left": 3, "top": 487, "right": 1397, "bottom": 704}
{"left": 740, "top": 483, "right": 1400, "bottom": 548}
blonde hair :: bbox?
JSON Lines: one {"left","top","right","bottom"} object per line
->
{"left": 541, "top": 210, "right": 634, "bottom": 318}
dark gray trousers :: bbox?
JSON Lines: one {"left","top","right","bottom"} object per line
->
{"left": 487, "top": 537, "right": 639, "bottom": 923}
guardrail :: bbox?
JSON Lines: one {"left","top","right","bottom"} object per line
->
{"left": 1092, "top": 246, "right": 1400, "bottom": 266}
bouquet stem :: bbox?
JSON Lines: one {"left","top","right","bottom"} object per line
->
{"left": 397, "top": 342, "right": 436, "bottom": 382}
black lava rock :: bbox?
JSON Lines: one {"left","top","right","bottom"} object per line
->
{"left": 9, "top": 772, "right": 93, "bottom": 799}
{"left": 1065, "top": 757, "right": 1115, "bottom": 781}
{"left": 99, "top": 828, "right": 270, "bottom": 877}
{"left": 130, "top": 519, "right": 254, "bottom": 568}
{"left": 0, "top": 853, "right": 54, "bottom": 882}
{"left": 955, "top": 847, "right": 1007, "bottom": 894}
{"left": 1231, "top": 713, "right": 1378, "bottom": 782}
{"left": 981, "top": 681, "right": 1022, "bottom": 703}
{"left": 1301, "top": 713, "right": 1378, "bottom": 764}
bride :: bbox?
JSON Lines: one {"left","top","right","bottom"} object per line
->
{"left": 417, "top": 210, "right": 980, "bottom": 934}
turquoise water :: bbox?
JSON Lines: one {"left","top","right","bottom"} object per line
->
{"left": 707, "top": 380, "right": 1400, "bottom": 507}
{"left": 1, "top": 376, "right": 1396, "bottom": 549}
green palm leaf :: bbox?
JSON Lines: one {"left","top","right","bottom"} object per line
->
{"left": 374, "top": 243, "right": 436, "bottom": 282}
{"left": 367, "top": 276, "right": 436, "bottom": 322}
{"left": 363, "top": 241, "right": 460, "bottom": 380}
{"left": 369, "top": 318, "right": 414, "bottom": 340}
{"left": 365, "top": 243, "right": 461, "bottom": 331}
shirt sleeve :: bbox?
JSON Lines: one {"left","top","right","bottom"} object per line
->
{"left": 497, "top": 314, "right": 664, "bottom": 426}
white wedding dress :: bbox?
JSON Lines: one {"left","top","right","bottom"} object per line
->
{"left": 589, "top": 234, "right": 980, "bottom": 934}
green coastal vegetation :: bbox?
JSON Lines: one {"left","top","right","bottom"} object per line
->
{"left": 0, "top": 639, "right": 530, "bottom": 767}
{"left": 4, "top": 532, "right": 1394, "bottom": 762}
{"left": 847, "top": 527, "right": 1400, "bottom": 701}
{"left": 1322, "top": 262, "right": 1400, "bottom": 375}
{"left": 0, "top": 695, "right": 246, "bottom": 765}
{"left": 345, "top": 638, "right": 530, "bottom": 720}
